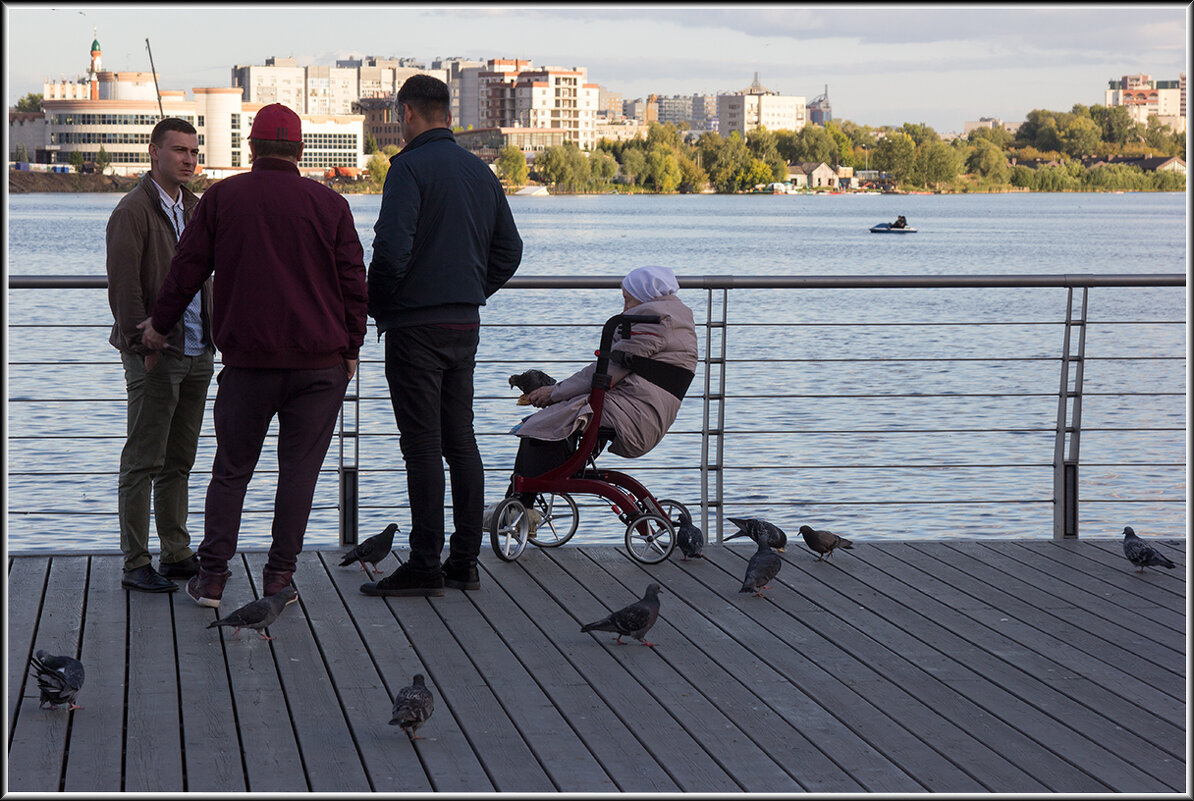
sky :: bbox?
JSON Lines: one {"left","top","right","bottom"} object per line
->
{"left": 3, "top": 3, "right": 1189, "bottom": 132}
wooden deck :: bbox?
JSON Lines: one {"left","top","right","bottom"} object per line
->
{"left": 6, "top": 538, "right": 1186, "bottom": 793}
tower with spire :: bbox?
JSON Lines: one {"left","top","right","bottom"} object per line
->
{"left": 88, "top": 28, "right": 102, "bottom": 100}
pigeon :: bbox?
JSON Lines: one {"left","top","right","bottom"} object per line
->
{"left": 340, "top": 522, "right": 399, "bottom": 576}
{"left": 390, "top": 673, "right": 434, "bottom": 741}
{"left": 580, "top": 583, "right": 662, "bottom": 646}
{"left": 29, "top": 650, "right": 85, "bottom": 710}
{"left": 509, "top": 369, "right": 556, "bottom": 405}
{"left": 675, "top": 507, "right": 706, "bottom": 560}
{"left": 207, "top": 585, "right": 298, "bottom": 640}
{"left": 739, "top": 536, "right": 782, "bottom": 597}
{"left": 798, "top": 524, "right": 854, "bottom": 561}
{"left": 1122, "top": 526, "right": 1176, "bottom": 573}
{"left": 725, "top": 517, "right": 787, "bottom": 552}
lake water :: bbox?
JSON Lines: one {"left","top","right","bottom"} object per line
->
{"left": 6, "top": 191, "right": 1187, "bottom": 554}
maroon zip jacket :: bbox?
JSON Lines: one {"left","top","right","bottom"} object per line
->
{"left": 151, "top": 157, "right": 367, "bottom": 369}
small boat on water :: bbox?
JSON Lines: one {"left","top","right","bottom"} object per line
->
{"left": 870, "top": 222, "right": 917, "bottom": 234}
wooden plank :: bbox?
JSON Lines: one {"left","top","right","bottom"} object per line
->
{"left": 951, "top": 542, "right": 1185, "bottom": 659}
{"left": 124, "top": 568, "right": 184, "bottom": 792}
{"left": 362, "top": 555, "right": 556, "bottom": 792}
{"left": 1085, "top": 537, "right": 1186, "bottom": 570}
{"left": 62, "top": 556, "right": 126, "bottom": 792}
{"left": 542, "top": 546, "right": 803, "bottom": 793}
{"left": 701, "top": 544, "right": 1054, "bottom": 792}
{"left": 324, "top": 548, "right": 494, "bottom": 793}
{"left": 208, "top": 554, "right": 308, "bottom": 792}
{"left": 1046, "top": 539, "right": 1186, "bottom": 600}
{"left": 564, "top": 546, "right": 883, "bottom": 792}
{"left": 296, "top": 552, "right": 432, "bottom": 793}
{"left": 473, "top": 556, "right": 681, "bottom": 793}
{"left": 240, "top": 552, "right": 372, "bottom": 792}
{"left": 7, "top": 556, "right": 49, "bottom": 746}
{"left": 7, "top": 556, "right": 87, "bottom": 793}
{"left": 763, "top": 543, "right": 1180, "bottom": 792}
{"left": 425, "top": 559, "right": 620, "bottom": 792}
{"left": 489, "top": 548, "right": 743, "bottom": 792}
{"left": 901, "top": 542, "right": 1186, "bottom": 705}
{"left": 875, "top": 544, "right": 1186, "bottom": 755}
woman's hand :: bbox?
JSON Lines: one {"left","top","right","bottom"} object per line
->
{"left": 526, "top": 385, "right": 555, "bottom": 407}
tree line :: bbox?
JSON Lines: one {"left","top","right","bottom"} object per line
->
{"left": 490, "top": 106, "right": 1186, "bottom": 194}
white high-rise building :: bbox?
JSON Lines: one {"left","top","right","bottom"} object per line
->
{"left": 477, "top": 59, "right": 598, "bottom": 148}
{"left": 432, "top": 58, "right": 486, "bottom": 129}
{"left": 717, "top": 74, "right": 806, "bottom": 137}
{"left": 231, "top": 56, "right": 446, "bottom": 115}
{"left": 1104, "top": 73, "right": 1186, "bottom": 133}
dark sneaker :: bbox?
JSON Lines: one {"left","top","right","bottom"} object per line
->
{"left": 361, "top": 563, "right": 444, "bottom": 597}
{"left": 187, "top": 568, "right": 231, "bottom": 609}
{"left": 443, "top": 560, "right": 480, "bottom": 591}
{"left": 262, "top": 567, "right": 294, "bottom": 597}
{"left": 159, "top": 554, "right": 200, "bottom": 579}
{"left": 122, "top": 564, "right": 179, "bottom": 593}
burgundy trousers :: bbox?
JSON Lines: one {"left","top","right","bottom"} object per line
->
{"left": 198, "top": 364, "right": 349, "bottom": 574}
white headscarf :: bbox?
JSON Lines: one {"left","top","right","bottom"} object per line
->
{"left": 622, "top": 265, "right": 680, "bottom": 303}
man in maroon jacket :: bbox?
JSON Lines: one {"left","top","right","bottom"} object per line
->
{"left": 140, "top": 103, "right": 368, "bottom": 610}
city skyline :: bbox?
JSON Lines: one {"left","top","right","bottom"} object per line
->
{"left": 4, "top": 3, "right": 1189, "bottom": 132}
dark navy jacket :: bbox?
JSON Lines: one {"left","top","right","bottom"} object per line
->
{"left": 368, "top": 127, "right": 523, "bottom": 331}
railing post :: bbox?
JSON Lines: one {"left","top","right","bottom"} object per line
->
{"left": 1053, "top": 286, "right": 1087, "bottom": 539}
{"left": 701, "top": 287, "right": 728, "bottom": 543}
{"left": 339, "top": 364, "right": 361, "bottom": 546}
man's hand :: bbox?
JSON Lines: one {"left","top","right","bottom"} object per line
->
{"left": 137, "top": 317, "right": 167, "bottom": 352}
{"left": 526, "top": 385, "right": 555, "bottom": 407}
{"left": 345, "top": 358, "right": 358, "bottom": 380}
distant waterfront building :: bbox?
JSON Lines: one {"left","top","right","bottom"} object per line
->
{"left": 807, "top": 85, "right": 831, "bottom": 126}
{"left": 1104, "top": 73, "right": 1186, "bottom": 133}
{"left": 597, "top": 85, "right": 623, "bottom": 119}
{"left": 431, "top": 57, "right": 486, "bottom": 129}
{"left": 593, "top": 118, "right": 649, "bottom": 143}
{"left": 655, "top": 94, "right": 694, "bottom": 126}
{"left": 26, "top": 34, "right": 364, "bottom": 176}
{"left": 454, "top": 126, "right": 567, "bottom": 163}
{"left": 622, "top": 96, "right": 658, "bottom": 123}
{"left": 963, "top": 117, "right": 1022, "bottom": 136}
{"left": 232, "top": 56, "right": 447, "bottom": 116}
{"left": 691, "top": 94, "right": 718, "bottom": 131}
{"left": 717, "top": 73, "right": 806, "bottom": 137}
{"left": 8, "top": 111, "right": 50, "bottom": 162}
{"left": 478, "top": 59, "right": 599, "bottom": 149}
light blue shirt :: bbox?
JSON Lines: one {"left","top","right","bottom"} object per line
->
{"left": 152, "top": 179, "right": 206, "bottom": 356}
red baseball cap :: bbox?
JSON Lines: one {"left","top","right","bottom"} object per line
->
{"left": 249, "top": 103, "right": 302, "bottom": 142}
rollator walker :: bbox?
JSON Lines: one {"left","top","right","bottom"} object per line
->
{"left": 490, "top": 312, "right": 694, "bottom": 565}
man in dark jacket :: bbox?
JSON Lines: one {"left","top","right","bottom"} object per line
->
{"left": 364, "top": 74, "right": 522, "bottom": 597}
{"left": 106, "top": 117, "right": 214, "bottom": 594}
{"left": 141, "top": 103, "right": 368, "bottom": 610}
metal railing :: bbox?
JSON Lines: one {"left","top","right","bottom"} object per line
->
{"left": 7, "top": 273, "right": 1187, "bottom": 548}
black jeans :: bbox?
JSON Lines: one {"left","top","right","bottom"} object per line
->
{"left": 384, "top": 326, "right": 484, "bottom": 572}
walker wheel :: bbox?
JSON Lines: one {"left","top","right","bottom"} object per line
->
{"left": 653, "top": 498, "right": 691, "bottom": 528}
{"left": 489, "top": 497, "right": 530, "bottom": 562}
{"left": 625, "top": 512, "right": 675, "bottom": 564}
{"left": 527, "top": 492, "right": 579, "bottom": 548}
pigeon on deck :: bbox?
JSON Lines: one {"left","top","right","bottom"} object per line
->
{"left": 340, "top": 523, "right": 399, "bottom": 576}
{"left": 798, "top": 524, "right": 854, "bottom": 561}
{"left": 739, "top": 536, "right": 782, "bottom": 597}
{"left": 509, "top": 369, "right": 557, "bottom": 405}
{"left": 1122, "top": 526, "right": 1176, "bottom": 573}
{"left": 390, "top": 673, "right": 434, "bottom": 741}
{"left": 29, "top": 650, "right": 85, "bottom": 710}
{"left": 725, "top": 517, "right": 787, "bottom": 552}
{"left": 580, "top": 583, "right": 662, "bottom": 646}
{"left": 207, "top": 585, "right": 298, "bottom": 640}
{"left": 675, "top": 507, "right": 706, "bottom": 561}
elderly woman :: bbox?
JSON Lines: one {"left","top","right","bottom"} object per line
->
{"left": 507, "top": 265, "right": 698, "bottom": 498}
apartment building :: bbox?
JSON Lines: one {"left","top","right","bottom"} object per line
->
{"left": 232, "top": 56, "right": 447, "bottom": 115}
{"left": 1104, "top": 73, "right": 1187, "bottom": 133}
{"left": 431, "top": 57, "right": 486, "bottom": 128}
{"left": 655, "top": 94, "right": 693, "bottom": 126}
{"left": 478, "top": 59, "right": 599, "bottom": 149}
{"left": 597, "top": 86, "right": 623, "bottom": 119}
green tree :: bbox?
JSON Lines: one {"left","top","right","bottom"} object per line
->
{"left": 709, "top": 133, "right": 751, "bottom": 193}
{"left": 676, "top": 152, "right": 708, "bottom": 193}
{"left": 619, "top": 148, "right": 647, "bottom": 186}
{"left": 826, "top": 122, "right": 855, "bottom": 167}
{"left": 1059, "top": 116, "right": 1101, "bottom": 158}
{"left": 363, "top": 133, "right": 378, "bottom": 154}
{"left": 495, "top": 145, "right": 529, "bottom": 187}
{"left": 739, "top": 158, "right": 775, "bottom": 190}
{"left": 968, "top": 125, "right": 1013, "bottom": 149}
{"left": 645, "top": 145, "right": 682, "bottom": 192}
{"left": 1144, "top": 117, "right": 1177, "bottom": 155}
{"left": 68, "top": 151, "right": 85, "bottom": 173}
{"left": 645, "top": 121, "right": 682, "bottom": 150}
{"left": 589, "top": 150, "right": 618, "bottom": 185}
{"left": 900, "top": 122, "right": 940, "bottom": 146}
{"left": 874, "top": 131, "right": 916, "bottom": 184}
{"left": 14, "top": 92, "right": 43, "bottom": 112}
{"left": 793, "top": 124, "right": 838, "bottom": 166}
{"left": 696, "top": 131, "right": 723, "bottom": 174}
{"left": 95, "top": 145, "right": 111, "bottom": 175}
{"left": 967, "top": 140, "right": 1009, "bottom": 182}
{"left": 916, "top": 140, "right": 960, "bottom": 188}
{"left": 535, "top": 143, "right": 589, "bottom": 192}
{"left": 1089, "top": 104, "right": 1136, "bottom": 145}
{"left": 367, "top": 151, "right": 391, "bottom": 188}
{"left": 1009, "top": 164, "right": 1038, "bottom": 190}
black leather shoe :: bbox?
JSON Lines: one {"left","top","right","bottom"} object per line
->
{"left": 122, "top": 564, "right": 179, "bottom": 593}
{"left": 361, "top": 563, "right": 444, "bottom": 597}
{"left": 443, "top": 559, "right": 480, "bottom": 591}
{"left": 159, "top": 554, "right": 200, "bottom": 579}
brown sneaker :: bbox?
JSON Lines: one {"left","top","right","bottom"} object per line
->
{"left": 187, "top": 568, "right": 231, "bottom": 609}
{"left": 263, "top": 566, "right": 294, "bottom": 597}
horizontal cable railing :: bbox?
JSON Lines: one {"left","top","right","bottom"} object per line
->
{"left": 7, "top": 273, "right": 1186, "bottom": 552}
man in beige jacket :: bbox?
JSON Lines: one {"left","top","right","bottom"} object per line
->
{"left": 106, "top": 117, "right": 214, "bottom": 593}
